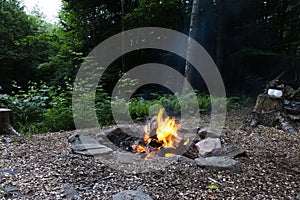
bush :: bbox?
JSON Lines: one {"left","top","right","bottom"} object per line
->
{"left": 43, "top": 80, "right": 74, "bottom": 132}
{"left": 0, "top": 81, "right": 74, "bottom": 135}
{"left": 0, "top": 82, "right": 49, "bottom": 134}
{"left": 0, "top": 81, "right": 250, "bottom": 135}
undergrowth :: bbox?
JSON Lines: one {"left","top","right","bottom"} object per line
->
{"left": 0, "top": 81, "right": 254, "bottom": 136}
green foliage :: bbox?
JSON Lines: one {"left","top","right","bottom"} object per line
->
{"left": 129, "top": 97, "right": 157, "bottom": 120}
{"left": 0, "top": 79, "right": 249, "bottom": 135}
{"left": 124, "top": 0, "right": 191, "bottom": 31}
{"left": 0, "top": 81, "right": 74, "bottom": 135}
{"left": 206, "top": 183, "right": 219, "bottom": 190}
{"left": 0, "top": 81, "right": 49, "bottom": 135}
{"left": 0, "top": 0, "right": 58, "bottom": 91}
{"left": 1, "top": 0, "right": 296, "bottom": 135}
{"left": 95, "top": 85, "right": 114, "bottom": 126}
{"left": 43, "top": 80, "right": 74, "bottom": 131}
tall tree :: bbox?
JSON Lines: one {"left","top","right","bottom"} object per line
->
{"left": 0, "top": 0, "right": 51, "bottom": 92}
{"left": 183, "top": 0, "right": 200, "bottom": 93}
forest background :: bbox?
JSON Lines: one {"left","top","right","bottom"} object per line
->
{"left": 0, "top": 0, "right": 299, "bottom": 134}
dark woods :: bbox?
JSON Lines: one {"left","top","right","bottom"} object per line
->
{"left": 1, "top": 0, "right": 300, "bottom": 96}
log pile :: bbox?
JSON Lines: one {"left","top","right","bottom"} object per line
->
{"left": 242, "top": 73, "right": 299, "bottom": 134}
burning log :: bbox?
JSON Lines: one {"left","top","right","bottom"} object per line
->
{"left": 105, "top": 127, "right": 140, "bottom": 152}
{"left": 132, "top": 108, "right": 189, "bottom": 159}
{"left": 0, "top": 109, "right": 20, "bottom": 136}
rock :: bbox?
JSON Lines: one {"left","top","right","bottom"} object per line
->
{"left": 195, "top": 138, "right": 221, "bottom": 156}
{"left": 2, "top": 137, "right": 13, "bottom": 143}
{"left": 60, "top": 150, "right": 69, "bottom": 158}
{"left": 173, "top": 155, "right": 196, "bottom": 165}
{"left": 112, "top": 185, "right": 153, "bottom": 200}
{"left": 72, "top": 143, "right": 105, "bottom": 151}
{"left": 68, "top": 133, "right": 81, "bottom": 144}
{"left": 195, "top": 156, "right": 241, "bottom": 172}
{"left": 72, "top": 144, "right": 113, "bottom": 156}
{"left": 69, "top": 133, "right": 113, "bottom": 156}
{"left": 197, "top": 127, "right": 225, "bottom": 139}
{"left": 205, "top": 145, "right": 246, "bottom": 158}
{"left": 116, "top": 152, "right": 141, "bottom": 164}
{"left": 5, "top": 186, "right": 21, "bottom": 195}
{"left": 0, "top": 168, "right": 21, "bottom": 175}
{"left": 62, "top": 183, "right": 81, "bottom": 200}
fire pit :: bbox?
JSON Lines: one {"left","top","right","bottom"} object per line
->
{"left": 130, "top": 108, "right": 189, "bottom": 160}
{"left": 103, "top": 108, "right": 194, "bottom": 163}
{"left": 68, "top": 107, "right": 245, "bottom": 173}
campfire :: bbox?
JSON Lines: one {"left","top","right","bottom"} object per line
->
{"left": 132, "top": 108, "right": 189, "bottom": 160}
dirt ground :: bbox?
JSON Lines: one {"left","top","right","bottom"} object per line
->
{"left": 0, "top": 111, "right": 299, "bottom": 199}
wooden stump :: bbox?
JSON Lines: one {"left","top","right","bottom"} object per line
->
{"left": 0, "top": 109, "right": 20, "bottom": 136}
{"left": 253, "top": 94, "right": 283, "bottom": 112}
{"left": 242, "top": 94, "right": 298, "bottom": 134}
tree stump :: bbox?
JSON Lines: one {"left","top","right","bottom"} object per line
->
{"left": 253, "top": 94, "right": 283, "bottom": 112}
{"left": 0, "top": 109, "right": 20, "bottom": 136}
{"left": 242, "top": 94, "right": 298, "bottom": 134}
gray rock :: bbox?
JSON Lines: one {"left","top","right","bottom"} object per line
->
{"left": 0, "top": 168, "right": 21, "bottom": 175}
{"left": 5, "top": 186, "right": 21, "bottom": 195}
{"left": 68, "top": 133, "right": 81, "bottom": 144}
{"left": 173, "top": 155, "right": 196, "bottom": 165}
{"left": 116, "top": 152, "right": 141, "bottom": 164}
{"left": 72, "top": 144, "right": 113, "bottom": 156}
{"left": 113, "top": 185, "right": 153, "bottom": 200}
{"left": 195, "top": 138, "right": 221, "bottom": 156}
{"left": 2, "top": 137, "right": 13, "bottom": 143}
{"left": 195, "top": 156, "right": 241, "bottom": 172}
{"left": 69, "top": 134, "right": 113, "bottom": 156}
{"left": 198, "top": 127, "right": 225, "bottom": 138}
{"left": 60, "top": 150, "right": 69, "bottom": 158}
{"left": 205, "top": 145, "right": 246, "bottom": 158}
{"left": 71, "top": 143, "right": 105, "bottom": 151}
{"left": 62, "top": 183, "right": 81, "bottom": 200}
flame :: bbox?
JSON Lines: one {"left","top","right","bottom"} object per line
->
{"left": 155, "top": 108, "right": 181, "bottom": 149}
{"left": 133, "top": 108, "right": 186, "bottom": 160}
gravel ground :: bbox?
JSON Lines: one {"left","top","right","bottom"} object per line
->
{"left": 0, "top": 111, "right": 299, "bottom": 199}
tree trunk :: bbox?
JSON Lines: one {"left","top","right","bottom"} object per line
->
{"left": 183, "top": 0, "right": 200, "bottom": 93}
{"left": 216, "top": 0, "right": 224, "bottom": 72}
{"left": 121, "top": 0, "right": 126, "bottom": 72}
{"left": 242, "top": 94, "right": 298, "bottom": 134}
{"left": 0, "top": 109, "right": 20, "bottom": 136}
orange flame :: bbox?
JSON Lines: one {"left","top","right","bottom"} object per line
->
{"left": 133, "top": 108, "right": 185, "bottom": 160}
{"left": 155, "top": 108, "right": 181, "bottom": 149}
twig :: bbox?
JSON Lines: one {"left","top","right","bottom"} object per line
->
{"left": 208, "top": 177, "right": 223, "bottom": 185}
